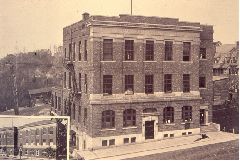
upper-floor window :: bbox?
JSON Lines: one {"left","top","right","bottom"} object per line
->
{"left": 164, "top": 74, "right": 172, "bottom": 93}
{"left": 84, "top": 74, "right": 87, "bottom": 93}
{"left": 165, "top": 41, "right": 173, "bottom": 61}
{"left": 103, "top": 39, "right": 113, "bottom": 61}
{"left": 102, "top": 110, "right": 115, "bottom": 129}
{"left": 73, "top": 42, "right": 76, "bottom": 61}
{"left": 49, "top": 128, "right": 54, "bottom": 134}
{"left": 163, "top": 107, "right": 174, "bottom": 124}
{"left": 183, "top": 74, "right": 190, "bottom": 93}
{"left": 183, "top": 42, "right": 191, "bottom": 61}
{"left": 78, "top": 41, "right": 81, "bottom": 61}
{"left": 182, "top": 106, "right": 192, "bottom": 122}
{"left": 84, "top": 40, "right": 87, "bottom": 61}
{"left": 42, "top": 128, "right": 47, "bottom": 134}
{"left": 125, "top": 75, "right": 134, "bottom": 93}
{"left": 79, "top": 73, "right": 81, "bottom": 92}
{"left": 200, "top": 48, "right": 206, "bottom": 59}
{"left": 199, "top": 76, "right": 206, "bottom": 88}
{"left": 123, "top": 109, "right": 136, "bottom": 127}
{"left": 125, "top": 40, "right": 134, "bottom": 60}
{"left": 103, "top": 75, "right": 112, "bottom": 95}
{"left": 64, "top": 72, "right": 66, "bottom": 88}
{"left": 69, "top": 72, "right": 72, "bottom": 89}
{"left": 83, "top": 108, "right": 87, "bottom": 126}
{"left": 145, "top": 75, "right": 154, "bottom": 94}
{"left": 145, "top": 40, "right": 154, "bottom": 61}
{"left": 69, "top": 43, "right": 72, "bottom": 60}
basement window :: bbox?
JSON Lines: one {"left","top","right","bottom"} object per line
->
{"left": 170, "top": 134, "right": 174, "bottom": 137}
{"left": 124, "top": 138, "right": 129, "bottom": 144}
{"left": 164, "top": 134, "right": 168, "bottom": 138}
{"left": 131, "top": 137, "right": 136, "bottom": 143}
{"left": 109, "top": 139, "right": 115, "bottom": 146}
{"left": 182, "top": 132, "right": 187, "bottom": 136}
{"left": 102, "top": 140, "right": 107, "bottom": 146}
{"left": 188, "top": 132, "right": 192, "bottom": 135}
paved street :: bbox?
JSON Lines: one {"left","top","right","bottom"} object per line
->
{"left": 127, "top": 140, "right": 239, "bottom": 160}
{"left": 76, "top": 132, "right": 239, "bottom": 160}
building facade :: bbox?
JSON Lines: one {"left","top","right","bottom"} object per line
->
{"left": 52, "top": 13, "right": 215, "bottom": 152}
{"left": 0, "top": 119, "right": 67, "bottom": 159}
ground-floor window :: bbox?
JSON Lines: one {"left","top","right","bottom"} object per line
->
{"left": 102, "top": 110, "right": 115, "bottom": 129}
{"left": 182, "top": 106, "right": 192, "bottom": 122}
{"left": 123, "top": 109, "right": 136, "bottom": 127}
{"left": 163, "top": 107, "right": 174, "bottom": 124}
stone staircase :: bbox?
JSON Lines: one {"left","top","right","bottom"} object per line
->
{"left": 200, "top": 123, "right": 220, "bottom": 133}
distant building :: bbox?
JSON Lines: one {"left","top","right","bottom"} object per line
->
{"left": 0, "top": 119, "right": 67, "bottom": 159}
{"left": 52, "top": 13, "right": 216, "bottom": 152}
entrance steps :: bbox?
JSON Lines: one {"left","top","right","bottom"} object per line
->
{"left": 200, "top": 123, "right": 220, "bottom": 133}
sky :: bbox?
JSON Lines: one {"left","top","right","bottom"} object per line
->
{"left": 0, "top": 0, "right": 239, "bottom": 58}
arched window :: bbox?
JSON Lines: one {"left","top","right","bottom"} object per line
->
{"left": 182, "top": 106, "right": 192, "bottom": 122}
{"left": 102, "top": 110, "right": 115, "bottom": 129}
{"left": 143, "top": 108, "right": 157, "bottom": 113}
{"left": 123, "top": 109, "right": 136, "bottom": 127}
{"left": 163, "top": 107, "right": 174, "bottom": 124}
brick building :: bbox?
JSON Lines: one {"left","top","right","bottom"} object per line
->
{"left": 52, "top": 13, "right": 215, "bottom": 152}
{"left": 0, "top": 119, "right": 67, "bottom": 159}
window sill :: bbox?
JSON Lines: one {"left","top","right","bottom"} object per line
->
{"left": 101, "top": 61, "right": 116, "bottom": 62}
{"left": 122, "top": 126, "right": 138, "bottom": 130}
{"left": 143, "top": 61, "right": 157, "bottom": 62}
{"left": 164, "top": 123, "right": 175, "bottom": 126}
{"left": 100, "top": 128, "right": 116, "bottom": 132}
{"left": 181, "top": 122, "right": 193, "bottom": 125}
{"left": 123, "top": 61, "right": 137, "bottom": 62}
{"left": 181, "top": 61, "right": 193, "bottom": 63}
{"left": 163, "top": 61, "right": 175, "bottom": 62}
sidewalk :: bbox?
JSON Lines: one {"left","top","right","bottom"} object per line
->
{"left": 77, "top": 132, "right": 239, "bottom": 160}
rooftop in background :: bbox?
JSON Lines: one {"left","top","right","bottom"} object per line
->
{"left": 28, "top": 87, "right": 52, "bottom": 95}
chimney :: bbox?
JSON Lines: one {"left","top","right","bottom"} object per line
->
{"left": 82, "top": 12, "right": 90, "bottom": 20}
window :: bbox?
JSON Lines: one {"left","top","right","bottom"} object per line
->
{"left": 188, "top": 132, "right": 192, "bottom": 135}
{"left": 182, "top": 106, "right": 192, "bottom": 122}
{"left": 163, "top": 107, "right": 174, "bottom": 124}
{"left": 64, "top": 72, "right": 66, "bottom": 88}
{"left": 123, "top": 109, "right": 136, "bottom": 127}
{"left": 84, "top": 40, "right": 87, "bottom": 61}
{"left": 73, "top": 42, "right": 76, "bottom": 61}
{"left": 124, "top": 138, "right": 129, "bottom": 144}
{"left": 83, "top": 108, "right": 87, "bottom": 126}
{"left": 78, "top": 105, "right": 81, "bottom": 123}
{"left": 103, "top": 39, "right": 113, "bottom": 61}
{"left": 43, "top": 139, "right": 46, "bottom": 143}
{"left": 183, "top": 74, "right": 190, "bottom": 92}
{"left": 145, "top": 40, "right": 154, "bottom": 61}
{"left": 165, "top": 41, "right": 173, "bottom": 61}
{"left": 103, "top": 75, "right": 112, "bottom": 95}
{"left": 199, "top": 76, "right": 206, "bottom": 88}
{"left": 78, "top": 41, "right": 81, "bottom": 61}
{"left": 200, "top": 48, "right": 206, "bottom": 59}
{"left": 163, "top": 134, "right": 168, "bottom": 138}
{"left": 102, "top": 140, "right": 107, "bottom": 146}
{"left": 69, "top": 72, "right": 72, "bottom": 89}
{"left": 182, "top": 132, "right": 187, "bottom": 136}
{"left": 36, "top": 150, "right": 39, "bottom": 156}
{"left": 145, "top": 75, "right": 154, "bottom": 94}
{"left": 164, "top": 74, "right": 172, "bottom": 93}
{"left": 170, "top": 134, "right": 174, "bottom": 137}
{"left": 125, "top": 40, "right": 134, "bottom": 60}
{"left": 69, "top": 43, "right": 72, "bottom": 60}
{"left": 72, "top": 103, "right": 76, "bottom": 120}
{"left": 64, "top": 48, "right": 67, "bottom": 58}
{"left": 109, "top": 139, "right": 115, "bottom": 146}
{"left": 183, "top": 42, "right": 191, "bottom": 61}
{"left": 35, "top": 129, "right": 39, "bottom": 135}
{"left": 131, "top": 137, "right": 136, "bottom": 143}
{"left": 125, "top": 75, "right": 134, "bottom": 93}
{"left": 50, "top": 139, "right": 53, "bottom": 143}
{"left": 42, "top": 128, "right": 47, "bottom": 134}
{"left": 102, "top": 110, "right": 115, "bottom": 129}
{"left": 84, "top": 74, "right": 87, "bottom": 93}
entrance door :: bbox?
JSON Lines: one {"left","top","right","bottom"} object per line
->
{"left": 200, "top": 109, "right": 205, "bottom": 124}
{"left": 145, "top": 121, "right": 154, "bottom": 139}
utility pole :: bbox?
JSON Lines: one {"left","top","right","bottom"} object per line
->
{"left": 13, "top": 55, "right": 19, "bottom": 115}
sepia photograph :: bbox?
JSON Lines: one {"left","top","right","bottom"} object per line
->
{"left": 0, "top": 0, "right": 239, "bottom": 160}
{"left": 0, "top": 116, "right": 69, "bottom": 160}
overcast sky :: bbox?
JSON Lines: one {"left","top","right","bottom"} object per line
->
{"left": 0, "top": 0, "right": 239, "bottom": 58}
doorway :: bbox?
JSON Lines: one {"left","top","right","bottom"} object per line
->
{"left": 145, "top": 121, "right": 155, "bottom": 139}
{"left": 200, "top": 109, "right": 205, "bottom": 125}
